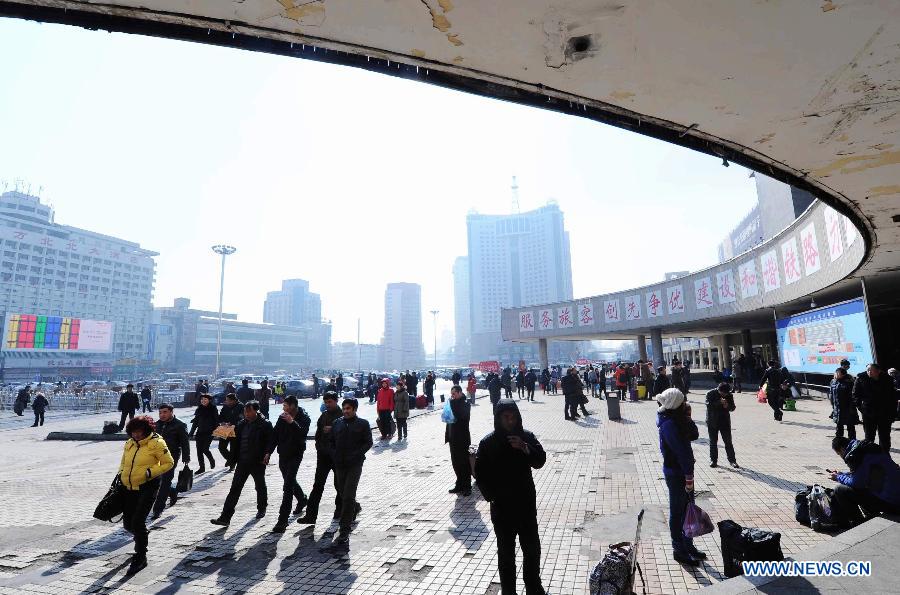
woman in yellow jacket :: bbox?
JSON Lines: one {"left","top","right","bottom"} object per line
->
{"left": 118, "top": 415, "right": 174, "bottom": 575}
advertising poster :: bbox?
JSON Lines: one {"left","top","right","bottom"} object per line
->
{"left": 3, "top": 313, "right": 114, "bottom": 353}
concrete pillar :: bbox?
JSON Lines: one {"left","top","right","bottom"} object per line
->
{"left": 721, "top": 335, "right": 733, "bottom": 369}
{"left": 637, "top": 334, "right": 648, "bottom": 361}
{"left": 538, "top": 338, "right": 549, "bottom": 370}
{"left": 742, "top": 329, "right": 753, "bottom": 360}
{"left": 651, "top": 328, "right": 664, "bottom": 368}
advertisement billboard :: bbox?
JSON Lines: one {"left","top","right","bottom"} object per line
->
{"left": 2, "top": 314, "right": 114, "bottom": 353}
{"left": 775, "top": 298, "right": 874, "bottom": 376}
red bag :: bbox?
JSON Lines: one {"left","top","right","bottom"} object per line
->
{"left": 757, "top": 386, "right": 767, "bottom": 403}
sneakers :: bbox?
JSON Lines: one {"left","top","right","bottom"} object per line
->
{"left": 710, "top": 462, "right": 718, "bottom": 468}
{"left": 271, "top": 522, "right": 288, "bottom": 533}
{"left": 293, "top": 498, "right": 308, "bottom": 515}
{"left": 126, "top": 553, "right": 147, "bottom": 575}
{"left": 210, "top": 517, "right": 230, "bottom": 526}
{"left": 730, "top": 461, "right": 741, "bottom": 469}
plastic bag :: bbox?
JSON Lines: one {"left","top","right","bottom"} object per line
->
{"left": 441, "top": 400, "right": 456, "bottom": 424}
{"left": 683, "top": 501, "right": 714, "bottom": 538}
{"left": 790, "top": 385, "right": 800, "bottom": 399}
{"left": 757, "top": 385, "right": 767, "bottom": 403}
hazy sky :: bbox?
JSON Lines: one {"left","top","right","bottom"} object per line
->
{"left": 0, "top": 18, "right": 758, "bottom": 347}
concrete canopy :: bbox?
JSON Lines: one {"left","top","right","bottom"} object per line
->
{"left": 2, "top": 1, "right": 899, "bottom": 310}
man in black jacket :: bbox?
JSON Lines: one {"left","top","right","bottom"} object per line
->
{"left": 451, "top": 370, "right": 461, "bottom": 386}
{"left": 759, "top": 361, "right": 785, "bottom": 421}
{"left": 257, "top": 380, "right": 272, "bottom": 419}
{"left": 329, "top": 397, "right": 373, "bottom": 544}
{"left": 475, "top": 400, "right": 547, "bottom": 595}
{"left": 297, "top": 392, "right": 344, "bottom": 524}
{"left": 140, "top": 385, "right": 153, "bottom": 413}
{"left": 211, "top": 401, "right": 275, "bottom": 525}
{"left": 236, "top": 378, "right": 254, "bottom": 405}
{"left": 561, "top": 367, "right": 582, "bottom": 421}
{"left": 853, "top": 363, "right": 898, "bottom": 451}
{"left": 488, "top": 373, "right": 503, "bottom": 410}
{"left": 408, "top": 371, "right": 419, "bottom": 399}
{"left": 118, "top": 384, "right": 140, "bottom": 431}
{"left": 218, "top": 393, "right": 243, "bottom": 471}
{"left": 445, "top": 385, "right": 472, "bottom": 496}
{"left": 654, "top": 366, "right": 671, "bottom": 396}
{"left": 269, "top": 396, "right": 311, "bottom": 532}
{"left": 152, "top": 403, "right": 191, "bottom": 518}
{"left": 706, "top": 382, "right": 739, "bottom": 468}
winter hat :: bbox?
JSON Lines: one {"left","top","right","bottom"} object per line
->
{"left": 657, "top": 388, "right": 685, "bottom": 413}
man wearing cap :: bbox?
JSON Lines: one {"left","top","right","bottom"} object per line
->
{"left": 118, "top": 384, "right": 140, "bottom": 431}
{"left": 329, "top": 397, "right": 373, "bottom": 544}
{"left": 705, "top": 382, "right": 739, "bottom": 468}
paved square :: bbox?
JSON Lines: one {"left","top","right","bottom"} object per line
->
{"left": 0, "top": 385, "right": 887, "bottom": 594}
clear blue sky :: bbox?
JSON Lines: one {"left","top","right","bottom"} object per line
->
{"left": 0, "top": 17, "right": 758, "bottom": 346}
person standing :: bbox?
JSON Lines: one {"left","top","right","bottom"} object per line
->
{"left": 475, "top": 400, "right": 547, "bottom": 595}
{"left": 525, "top": 369, "right": 537, "bottom": 402}
{"left": 256, "top": 380, "right": 272, "bottom": 419}
{"left": 30, "top": 392, "right": 49, "bottom": 427}
{"left": 394, "top": 380, "right": 410, "bottom": 440}
{"left": 614, "top": 364, "right": 629, "bottom": 399}
{"left": 705, "top": 382, "right": 739, "bottom": 468}
{"left": 269, "top": 396, "right": 311, "bottom": 533}
{"left": 329, "top": 397, "right": 373, "bottom": 544}
{"left": 445, "top": 385, "right": 472, "bottom": 496}
{"left": 561, "top": 367, "right": 581, "bottom": 421}
{"left": 14, "top": 384, "right": 31, "bottom": 416}
{"left": 424, "top": 371, "right": 436, "bottom": 403}
{"left": 210, "top": 401, "right": 275, "bottom": 526}
{"left": 501, "top": 368, "right": 513, "bottom": 399}
{"left": 236, "top": 378, "right": 254, "bottom": 404}
{"left": 488, "top": 373, "right": 503, "bottom": 410}
{"left": 117, "top": 416, "right": 174, "bottom": 575}
{"left": 408, "top": 371, "right": 419, "bottom": 401}
{"left": 656, "top": 388, "right": 703, "bottom": 566}
{"left": 731, "top": 356, "right": 745, "bottom": 393}
{"left": 550, "top": 367, "right": 559, "bottom": 395}
{"left": 375, "top": 378, "right": 395, "bottom": 441}
{"left": 640, "top": 361, "right": 655, "bottom": 400}
{"left": 336, "top": 373, "right": 344, "bottom": 395}
{"left": 140, "top": 385, "right": 153, "bottom": 413}
{"left": 830, "top": 367, "right": 859, "bottom": 439}
{"left": 151, "top": 403, "right": 190, "bottom": 519}
{"left": 296, "top": 391, "right": 343, "bottom": 525}
{"left": 587, "top": 367, "right": 598, "bottom": 398}
{"left": 312, "top": 374, "right": 321, "bottom": 399}
{"left": 451, "top": 369, "right": 462, "bottom": 386}
{"left": 189, "top": 394, "right": 219, "bottom": 474}
{"left": 118, "top": 384, "right": 140, "bottom": 431}
{"left": 218, "top": 393, "right": 243, "bottom": 471}
{"left": 654, "top": 366, "right": 671, "bottom": 396}
{"left": 466, "top": 373, "right": 478, "bottom": 405}
{"left": 671, "top": 362, "right": 687, "bottom": 399}
{"left": 516, "top": 369, "right": 526, "bottom": 400}
{"left": 540, "top": 369, "right": 550, "bottom": 395}
{"left": 853, "top": 363, "right": 897, "bottom": 451}
{"left": 759, "top": 361, "right": 785, "bottom": 422}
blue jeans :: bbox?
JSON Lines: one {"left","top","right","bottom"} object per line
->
{"left": 665, "top": 474, "right": 693, "bottom": 555}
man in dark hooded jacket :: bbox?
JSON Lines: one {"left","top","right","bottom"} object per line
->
{"left": 852, "top": 363, "right": 898, "bottom": 451}
{"left": 475, "top": 400, "right": 547, "bottom": 595}
{"left": 488, "top": 373, "right": 503, "bottom": 410}
{"left": 445, "top": 385, "right": 472, "bottom": 495}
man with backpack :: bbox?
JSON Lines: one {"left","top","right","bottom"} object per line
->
{"left": 830, "top": 436, "right": 900, "bottom": 525}
{"left": 269, "top": 396, "right": 311, "bottom": 533}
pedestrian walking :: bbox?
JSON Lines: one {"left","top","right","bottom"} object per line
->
{"left": 588, "top": 367, "right": 598, "bottom": 398}
{"left": 269, "top": 396, "right": 311, "bottom": 532}
{"left": 329, "top": 397, "right": 372, "bottom": 544}
{"left": 656, "top": 388, "right": 704, "bottom": 566}
{"left": 218, "top": 393, "right": 243, "bottom": 471}
{"left": 296, "top": 391, "right": 343, "bottom": 525}
{"left": 466, "top": 374, "right": 478, "bottom": 405}
{"left": 671, "top": 362, "right": 687, "bottom": 399}
{"left": 235, "top": 378, "right": 254, "bottom": 404}
{"left": 140, "top": 385, "right": 153, "bottom": 413}
{"left": 561, "top": 367, "right": 582, "bottom": 421}
{"left": 210, "top": 401, "right": 275, "bottom": 526}
{"left": 759, "top": 361, "right": 786, "bottom": 421}
{"left": 640, "top": 360, "right": 654, "bottom": 399}
{"left": 654, "top": 366, "right": 671, "bottom": 396}
{"left": 117, "top": 415, "right": 174, "bottom": 575}
{"left": 731, "top": 355, "right": 745, "bottom": 393}
{"left": 424, "top": 371, "right": 436, "bottom": 402}
{"left": 550, "top": 368, "right": 559, "bottom": 395}
{"left": 312, "top": 374, "right": 321, "bottom": 398}
{"left": 13, "top": 384, "right": 31, "bottom": 416}
{"left": 853, "top": 363, "right": 897, "bottom": 451}
{"left": 451, "top": 369, "right": 462, "bottom": 386}
{"left": 445, "top": 385, "right": 472, "bottom": 496}
{"left": 151, "top": 403, "right": 190, "bottom": 518}
{"left": 376, "top": 378, "right": 395, "bottom": 441}
{"left": 488, "top": 373, "right": 503, "bottom": 410}
{"left": 830, "top": 368, "right": 859, "bottom": 439}
{"left": 540, "top": 369, "right": 550, "bottom": 395}
{"left": 408, "top": 371, "right": 419, "bottom": 401}
{"left": 256, "top": 380, "right": 272, "bottom": 419}
{"left": 31, "top": 392, "right": 49, "bottom": 427}
{"left": 502, "top": 368, "right": 513, "bottom": 399}
{"left": 516, "top": 369, "right": 526, "bottom": 399}
{"left": 706, "top": 382, "right": 739, "bottom": 468}
{"left": 525, "top": 369, "right": 537, "bottom": 401}
{"left": 394, "top": 381, "right": 410, "bottom": 440}
{"left": 189, "top": 394, "right": 219, "bottom": 474}
{"left": 117, "top": 384, "right": 139, "bottom": 431}
{"left": 475, "top": 399, "right": 547, "bottom": 595}
{"left": 614, "top": 364, "right": 629, "bottom": 399}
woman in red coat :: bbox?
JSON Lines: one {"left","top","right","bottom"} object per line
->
{"left": 375, "top": 378, "right": 395, "bottom": 440}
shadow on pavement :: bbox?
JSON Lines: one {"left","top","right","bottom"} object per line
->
{"left": 449, "top": 492, "right": 489, "bottom": 552}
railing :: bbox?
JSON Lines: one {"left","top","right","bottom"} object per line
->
{"left": 0, "top": 389, "right": 177, "bottom": 412}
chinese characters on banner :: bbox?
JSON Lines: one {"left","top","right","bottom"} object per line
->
{"left": 667, "top": 285, "right": 685, "bottom": 315}
{"left": 761, "top": 250, "right": 781, "bottom": 292}
{"left": 519, "top": 311, "right": 535, "bottom": 332}
{"left": 738, "top": 261, "right": 759, "bottom": 298}
{"left": 557, "top": 306, "right": 575, "bottom": 329}
{"left": 694, "top": 277, "right": 714, "bottom": 309}
{"left": 781, "top": 237, "right": 802, "bottom": 285}
{"left": 823, "top": 206, "right": 844, "bottom": 262}
{"left": 843, "top": 216, "right": 857, "bottom": 247}
{"left": 716, "top": 269, "right": 737, "bottom": 304}
{"left": 604, "top": 299, "right": 621, "bottom": 323}
{"left": 577, "top": 302, "right": 595, "bottom": 327}
{"left": 799, "top": 224, "right": 821, "bottom": 275}
{"left": 538, "top": 308, "right": 554, "bottom": 330}
{"left": 624, "top": 295, "right": 642, "bottom": 321}
{"left": 646, "top": 290, "right": 663, "bottom": 318}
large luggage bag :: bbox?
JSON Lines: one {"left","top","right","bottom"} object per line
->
{"left": 589, "top": 509, "right": 645, "bottom": 595}
{"left": 415, "top": 395, "right": 427, "bottom": 409}
{"left": 718, "top": 520, "right": 784, "bottom": 578}
{"left": 606, "top": 395, "right": 621, "bottom": 420}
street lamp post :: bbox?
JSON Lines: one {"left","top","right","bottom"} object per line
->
{"left": 430, "top": 309, "right": 439, "bottom": 371}
{"left": 211, "top": 245, "right": 236, "bottom": 380}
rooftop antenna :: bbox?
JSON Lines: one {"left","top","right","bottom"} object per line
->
{"left": 511, "top": 175, "right": 520, "bottom": 213}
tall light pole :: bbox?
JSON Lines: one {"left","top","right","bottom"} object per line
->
{"left": 430, "top": 309, "right": 439, "bottom": 371}
{"left": 212, "top": 245, "right": 236, "bottom": 380}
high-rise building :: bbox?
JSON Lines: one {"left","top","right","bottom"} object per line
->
{"left": 0, "top": 190, "right": 157, "bottom": 381}
{"left": 466, "top": 203, "right": 574, "bottom": 362}
{"left": 383, "top": 282, "right": 425, "bottom": 371}
{"left": 331, "top": 342, "right": 382, "bottom": 371}
{"left": 452, "top": 256, "right": 470, "bottom": 361}
{"left": 262, "top": 279, "right": 331, "bottom": 368}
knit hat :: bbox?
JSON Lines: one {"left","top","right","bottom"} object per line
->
{"left": 657, "top": 388, "right": 685, "bottom": 413}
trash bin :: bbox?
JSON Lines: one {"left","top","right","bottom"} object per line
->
{"left": 606, "top": 395, "right": 621, "bottom": 420}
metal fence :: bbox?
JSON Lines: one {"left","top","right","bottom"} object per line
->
{"left": 0, "top": 389, "right": 183, "bottom": 413}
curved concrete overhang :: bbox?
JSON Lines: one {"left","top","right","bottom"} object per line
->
{"left": 2, "top": 0, "right": 899, "bottom": 320}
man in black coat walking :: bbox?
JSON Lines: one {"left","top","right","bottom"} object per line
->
{"left": 445, "top": 385, "right": 472, "bottom": 496}
{"left": 853, "top": 363, "right": 898, "bottom": 451}
{"left": 236, "top": 378, "right": 254, "bottom": 405}
{"left": 218, "top": 393, "right": 243, "bottom": 471}
{"left": 705, "top": 382, "right": 739, "bottom": 468}
{"left": 118, "top": 384, "right": 140, "bottom": 431}
{"left": 488, "top": 373, "right": 503, "bottom": 410}
{"left": 297, "top": 392, "right": 344, "bottom": 524}
{"left": 140, "top": 385, "right": 153, "bottom": 413}
{"left": 329, "top": 397, "right": 373, "bottom": 544}
{"left": 211, "top": 401, "right": 275, "bottom": 525}
{"left": 561, "top": 367, "right": 582, "bottom": 421}
{"left": 152, "top": 403, "right": 191, "bottom": 518}
{"left": 475, "top": 400, "right": 547, "bottom": 595}
{"left": 759, "top": 361, "right": 786, "bottom": 421}
{"left": 269, "top": 396, "right": 311, "bottom": 532}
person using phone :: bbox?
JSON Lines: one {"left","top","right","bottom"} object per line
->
{"left": 705, "top": 382, "right": 739, "bottom": 468}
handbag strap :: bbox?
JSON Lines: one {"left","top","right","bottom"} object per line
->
{"left": 632, "top": 560, "right": 647, "bottom": 595}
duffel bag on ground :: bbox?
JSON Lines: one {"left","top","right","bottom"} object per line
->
{"left": 808, "top": 484, "right": 841, "bottom": 532}
{"left": 718, "top": 519, "right": 784, "bottom": 578}
{"left": 795, "top": 485, "right": 812, "bottom": 526}
{"left": 415, "top": 395, "right": 427, "bottom": 409}
{"left": 590, "top": 510, "right": 645, "bottom": 595}
{"left": 102, "top": 421, "right": 120, "bottom": 435}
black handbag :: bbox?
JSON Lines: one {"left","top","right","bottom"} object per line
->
{"left": 176, "top": 466, "right": 194, "bottom": 493}
{"left": 93, "top": 475, "right": 125, "bottom": 522}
